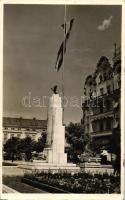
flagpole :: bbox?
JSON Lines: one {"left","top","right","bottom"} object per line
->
{"left": 62, "top": 4, "right": 67, "bottom": 125}
{"left": 54, "top": 7, "right": 74, "bottom": 125}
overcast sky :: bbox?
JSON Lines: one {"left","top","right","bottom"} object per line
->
{"left": 3, "top": 4, "right": 121, "bottom": 124}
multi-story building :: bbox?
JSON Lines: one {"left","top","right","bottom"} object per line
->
{"left": 81, "top": 45, "right": 121, "bottom": 152}
{"left": 3, "top": 117, "right": 47, "bottom": 144}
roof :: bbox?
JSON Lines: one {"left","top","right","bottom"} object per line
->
{"left": 3, "top": 117, "right": 47, "bottom": 129}
{"left": 96, "top": 56, "right": 111, "bottom": 71}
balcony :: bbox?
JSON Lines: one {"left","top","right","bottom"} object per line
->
{"left": 90, "top": 111, "right": 113, "bottom": 121}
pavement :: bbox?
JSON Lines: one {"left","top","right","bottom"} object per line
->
{"left": 2, "top": 163, "right": 48, "bottom": 193}
{"left": 3, "top": 184, "right": 20, "bottom": 193}
{"left": 3, "top": 166, "right": 25, "bottom": 176}
{"left": 3, "top": 160, "right": 34, "bottom": 176}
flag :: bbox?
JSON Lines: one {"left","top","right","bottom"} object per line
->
{"left": 62, "top": 18, "right": 74, "bottom": 46}
{"left": 55, "top": 18, "right": 74, "bottom": 72}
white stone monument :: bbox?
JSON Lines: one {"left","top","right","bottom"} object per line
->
{"left": 19, "top": 93, "right": 80, "bottom": 172}
{"left": 44, "top": 93, "right": 67, "bottom": 164}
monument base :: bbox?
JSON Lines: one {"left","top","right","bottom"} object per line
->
{"left": 43, "top": 147, "right": 67, "bottom": 165}
{"left": 18, "top": 162, "right": 80, "bottom": 173}
{"left": 80, "top": 162, "right": 113, "bottom": 174}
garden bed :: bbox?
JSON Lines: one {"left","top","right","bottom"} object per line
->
{"left": 24, "top": 171, "right": 120, "bottom": 193}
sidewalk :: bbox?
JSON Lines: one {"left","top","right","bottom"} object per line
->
{"left": 3, "top": 166, "right": 25, "bottom": 176}
{"left": 3, "top": 184, "right": 20, "bottom": 193}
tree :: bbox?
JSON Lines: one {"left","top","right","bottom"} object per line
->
{"left": 4, "top": 137, "right": 21, "bottom": 160}
{"left": 66, "top": 123, "right": 91, "bottom": 163}
{"left": 111, "top": 126, "right": 121, "bottom": 175}
{"left": 34, "top": 132, "right": 46, "bottom": 153}
{"left": 4, "top": 133, "right": 47, "bottom": 161}
{"left": 19, "top": 136, "right": 35, "bottom": 161}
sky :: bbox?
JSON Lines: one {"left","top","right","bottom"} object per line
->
{"left": 3, "top": 4, "right": 121, "bottom": 124}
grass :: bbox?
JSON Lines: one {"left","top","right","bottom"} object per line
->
{"left": 3, "top": 176, "right": 47, "bottom": 193}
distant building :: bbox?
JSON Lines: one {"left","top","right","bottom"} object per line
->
{"left": 81, "top": 45, "right": 121, "bottom": 152}
{"left": 3, "top": 117, "right": 47, "bottom": 143}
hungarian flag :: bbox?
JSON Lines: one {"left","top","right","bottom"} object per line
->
{"left": 55, "top": 18, "right": 74, "bottom": 72}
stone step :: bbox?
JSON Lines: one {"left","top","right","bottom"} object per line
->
{"left": 18, "top": 164, "right": 80, "bottom": 173}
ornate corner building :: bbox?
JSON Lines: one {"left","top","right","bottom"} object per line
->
{"left": 81, "top": 45, "right": 121, "bottom": 152}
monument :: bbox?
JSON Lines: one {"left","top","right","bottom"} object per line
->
{"left": 19, "top": 91, "right": 80, "bottom": 172}
{"left": 18, "top": 18, "right": 80, "bottom": 171}
{"left": 43, "top": 93, "right": 67, "bottom": 164}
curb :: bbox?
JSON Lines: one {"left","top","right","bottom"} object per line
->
{"left": 22, "top": 177, "right": 70, "bottom": 193}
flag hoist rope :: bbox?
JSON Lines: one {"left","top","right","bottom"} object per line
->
{"left": 62, "top": 4, "right": 67, "bottom": 124}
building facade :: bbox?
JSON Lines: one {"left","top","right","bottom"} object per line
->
{"left": 3, "top": 117, "right": 47, "bottom": 144}
{"left": 81, "top": 45, "right": 121, "bottom": 152}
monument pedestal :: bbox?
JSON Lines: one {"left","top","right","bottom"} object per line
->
{"left": 80, "top": 162, "right": 113, "bottom": 174}
{"left": 44, "top": 147, "right": 67, "bottom": 164}
{"left": 18, "top": 161, "right": 80, "bottom": 173}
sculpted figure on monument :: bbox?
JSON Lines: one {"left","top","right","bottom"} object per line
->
{"left": 51, "top": 85, "right": 58, "bottom": 94}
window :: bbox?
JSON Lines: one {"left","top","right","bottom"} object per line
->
{"left": 117, "top": 66, "right": 121, "bottom": 73}
{"left": 103, "top": 73, "right": 107, "bottom": 81}
{"left": 99, "top": 75, "right": 102, "bottom": 84}
{"left": 100, "top": 121, "right": 103, "bottom": 131}
{"left": 106, "top": 100, "right": 112, "bottom": 111}
{"left": 99, "top": 101, "right": 104, "bottom": 113}
{"left": 100, "top": 88, "right": 104, "bottom": 96}
{"left": 32, "top": 134, "right": 36, "bottom": 140}
{"left": 93, "top": 82, "right": 97, "bottom": 86}
{"left": 118, "top": 80, "right": 121, "bottom": 88}
{"left": 108, "top": 71, "right": 112, "bottom": 79}
{"left": 17, "top": 134, "right": 21, "bottom": 138}
{"left": 107, "top": 85, "right": 111, "bottom": 94}
{"left": 89, "top": 91, "right": 92, "bottom": 98}
{"left": 92, "top": 122, "right": 96, "bottom": 132}
{"left": 4, "top": 134, "right": 7, "bottom": 140}
{"left": 26, "top": 134, "right": 31, "bottom": 138}
{"left": 87, "top": 124, "right": 89, "bottom": 130}
{"left": 89, "top": 81, "right": 92, "bottom": 86}
{"left": 106, "top": 119, "right": 112, "bottom": 130}
{"left": 11, "top": 134, "right": 15, "bottom": 138}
